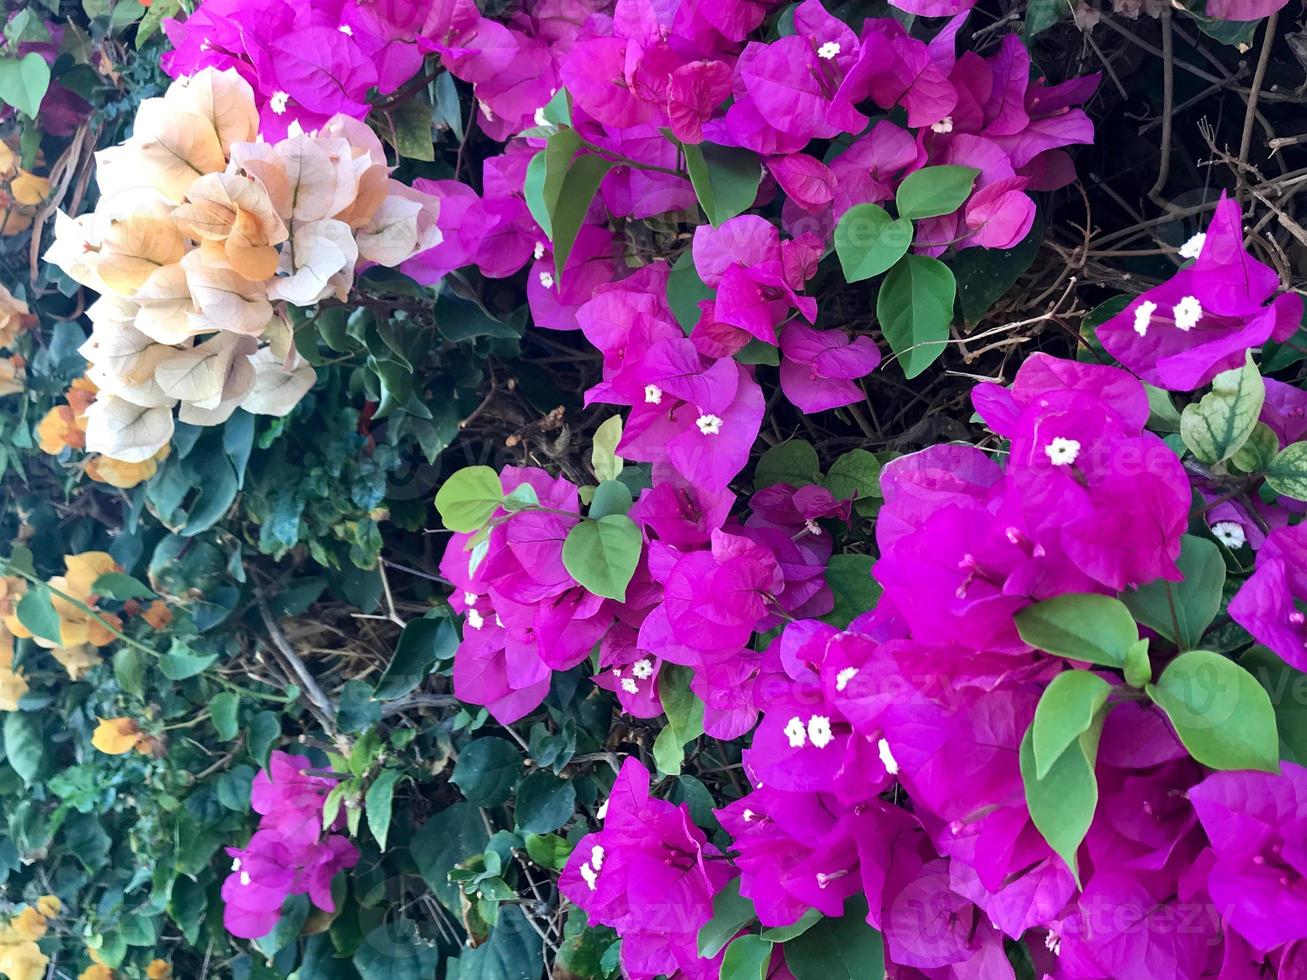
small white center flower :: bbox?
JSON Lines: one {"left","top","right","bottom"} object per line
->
{"left": 621, "top": 678, "right": 639, "bottom": 694}
{"left": 1173, "top": 295, "right": 1203, "bottom": 331}
{"left": 631, "top": 658, "right": 654, "bottom": 679}
{"left": 878, "top": 737, "right": 899, "bottom": 775}
{"left": 835, "top": 666, "right": 860, "bottom": 692}
{"left": 338, "top": 23, "right": 354, "bottom": 35}
{"left": 1212, "top": 521, "right": 1247, "bottom": 550}
{"left": 930, "top": 116, "right": 954, "bottom": 134}
{"left": 533, "top": 106, "right": 549, "bottom": 126}
{"left": 466, "top": 608, "right": 485, "bottom": 630}
{"left": 742, "top": 808, "right": 757, "bottom": 822}
{"left": 590, "top": 844, "right": 605, "bottom": 871}
{"left": 269, "top": 90, "right": 290, "bottom": 115}
{"left": 232, "top": 858, "right": 242, "bottom": 871}
{"left": 533, "top": 241, "right": 546, "bottom": 260}
{"left": 817, "top": 40, "right": 841, "bottom": 59}
{"left": 464, "top": 592, "right": 478, "bottom": 606}
{"left": 539, "top": 271, "right": 555, "bottom": 289}
{"left": 807, "top": 715, "right": 834, "bottom": 749}
{"left": 478, "top": 99, "right": 494, "bottom": 121}
{"left": 784, "top": 716, "right": 808, "bottom": 749}
{"left": 1133, "top": 299, "right": 1157, "bottom": 338}
{"left": 804, "top": 519, "right": 822, "bottom": 536}
{"left": 1179, "top": 232, "right": 1206, "bottom": 259}
{"left": 696, "top": 413, "right": 723, "bottom": 436}
{"left": 596, "top": 799, "right": 609, "bottom": 820}
{"left": 1045, "top": 931, "right": 1062, "bottom": 956}
{"left": 580, "top": 863, "right": 598, "bottom": 891}
{"left": 239, "top": 871, "right": 251, "bottom": 886}
{"left": 644, "top": 384, "right": 663, "bottom": 405}
{"left": 1044, "top": 437, "right": 1081, "bottom": 467}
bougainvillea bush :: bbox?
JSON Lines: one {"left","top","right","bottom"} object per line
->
{"left": 3, "top": 0, "right": 1307, "bottom": 976}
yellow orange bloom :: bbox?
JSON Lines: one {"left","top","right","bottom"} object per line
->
{"left": 9, "top": 171, "right": 49, "bottom": 207}
{"left": 0, "top": 940, "right": 47, "bottom": 980}
{"left": 36, "top": 405, "right": 86, "bottom": 455}
{"left": 34, "top": 897, "right": 59, "bottom": 919}
{"left": 91, "top": 717, "right": 145, "bottom": 755}
{"left": 0, "top": 356, "right": 24, "bottom": 397}
{"left": 7, "top": 907, "right": 46, "bottom": 942}
{"left": 79, "top": 965, "right": 115, "bottom": 980}
{"left": 140, "top": 600, "right": 172, "bottom": 630}
{"left": 0, "top": 282, "right": 32, "bottom": 348}
{"left": 145, "top": 960, "right": 172, "bottom": 980}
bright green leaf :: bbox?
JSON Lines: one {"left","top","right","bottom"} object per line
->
{"left": 833, "top": 203, "right": 913, "bottom": 282}
{"left": 16, "top": 586, "right": 63, "bottom": 645}
{"left": 683, "top": 141, "right": 762, "bottom": 226}
{"left": 824, "top": 449, "right": 883, "bottom": 502}
{"left": 1180, "top": 353, "right": 1265, "bottom": 465}
{"left": 1019, "top": 719, "right": 1100, "bottom": 884}
{"left": 1230, "top": 421, "right": 1280, "bottom": 474}
{"left": 1265, "top": 441, "right": 1307, "bottom": 501}
{"left": 784, "top": 895, "right": 884, "bottom": 980}
{"left": 1147, "top": 649, "right": 1279, "bottom": 772}
{"left": 365, "top": 770, "right": 402, "bottom": 850}
{"left": 894, "top": 165, "right": 979, "bottom": 220}
{"left": 210, "top": 692, "right": 240, "bottom": 741}
{"left": 561, "top": 514, "right": 642, "bottom": 601}
{"left": 755, "top": 439, "right": 820, "bottom": 489}
{"left": 551, "top": 154, "right": 615, "bottom": 280}
{"left": 698, "top": 877, "right": 758, "bottom": 958}
{"left": 0, "top": 54, "right": 51, "bottom": 118}
{"left": 1015, "top": 593, "right": 1138, "bottom": 668}
{"left": 91, "top": 572, "right": 155, "bottom": 601}
{"left": 524, "top": 128, "right": 581, "bottom": 238}
{"left": 877, "top": 254, "right": 955, "bottom": 379}
{"left": 435, "top": 466, "right": 505, "bottom": 533}
{"left": 1032, "top": 670, "right": 1111, "bottom": 779}
{"left": 591, "top": 415, "right": 624, "bottom": 483}
{"left": 721, "top": 935, "right": 773, "bottom": 980}
{"left": 1122, "top": 535, "right": 1225, "bottom": 649}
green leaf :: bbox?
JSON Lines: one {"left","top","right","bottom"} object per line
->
{"left": 524, "top": 832, "right": 573, "bottom": 870}
{"left": 683, "top": 141, "right": 762, "bottom": 226}
{"left": 721, "top": 935, "right": 773, "bottom": 980}
{"left": 353, "top": 920, "right": 440, "bottom": 980}
{"left": 877, "top": 255, "right": 955, "bottom": 379}
{"left": 824, "top": 449, "right": 883, "bottom": 501}
{"left": 698, "top": 877, "right": 758, "bottom": 958}
{"left": 784, "top": 896, "right": 884, "bottom": 980}
{"left": 1147, "top": 649, "right": 1279, "bottom": 772}
{"left": 447, "top": 906, "right": 543, "bottom": 980}
{"left": 591, "top": 416, "right": 624, "bottom": 483}
{"left": 524, "top": 128, "right": 581, "bottom": 238}
{"left": 135, "top": 0, "right": 181, "bottom": 45}
{"left": 16, "top": 586, "right": 62, "bottom": 645}
{"left": 1180, "top": 353, "right": 1265, "bottom": 465}
{"left": 452, "top": 737, "right": 524, "bottom": 806}
{"left": 514, "top": 771, "right": 576, "bottom": 834}
{"left": 759, "top": 909, "right": 822, "bottom": 943}
{"left": 365, "top": 770, "right": 402, "bottom": 850}
{"left": 551, "top": 154, "right": 615, "bottom": 280}
{"left": 1230, "top": 422, "right": 1280, "bottom": 474}
{"left": 374, "top": 615, "right": 460, "bottom": 700}
{"left": 0, "top": 54, "right": 51, "bottom": 118}
{"left": 755, "top": 439, "right": 820, "bottom": 489}
{"left": 1020, "top": 719, "right": 1100, "bottom": 885}
{"left": 1143, "top": 382, "right": 1183, "bottom": 434}
{"left": 1265, "top": 441, "right": 1307, "bottom": 501}
{"left": 653, "top": 665, "right": 705, "bottom": 776}
{"left": 1015, "top": 594, "right": 1139, "bottom": 668}
{"left": 158, "top": 641, "right": 219, "bottom": 681}
{"left": 667, "top": 248, "right": 714, "bottom": 334}
{"left": 1121, "top": 535, "right": 1225, "bottom": 649}
{"left": 210, "top": 692, "right": 241, "bottom": 740}
{"left": 412, "top": 802, "right": 491, "bottom": 912}
{"left": 1124, "top": 638, "right": 1152, "bottom": 688}
{"left": 435, "top": 466, "right": 505, "bottom": 533}
{"left": 1031, "top": 670, "right": 1111, "bottom": 779}
{"left": 561, "top": 514, "right": 642, "bottom": 601}
{"left": 894, "top": 165, "right": 979, "bottom": 220}
{"left": 390, "top": 88, "right": 436, "bottom": 162}
{"left": 1241, "top": 646, "right": 1307, "bottom": 765}
{"left": 952, "top": 216, "right": 1042, "bottom": 323}
{"left": 588, "top": 480, "right": 633, "bottom": 519}
{"left": 824, "top": 555, "right": 880, "bottom": 628}
{"left": 1025, "top": 0, "right": 1070, "bottom": 36}
{"left": 833, "top": 204, "right": 913, "bottom": 283}
{"left": 91, "top": 571, "right": 155, "bottom": 601}
{"left": 2, "top": 711, "right": 43, "bottom": 786}
{"left": 113, "top": 647, "right": 145, "bottom": 698}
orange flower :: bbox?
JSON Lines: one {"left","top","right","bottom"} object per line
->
{"left": 140, "top": 600, "right": 172, "bottom": 630}
{"left": 91, "top": 717, "right": 146, "bottom": 755}
{"left": 9, "top": 171, "right": 49, "bottom": 207}
{"left": 0, "top": 940, "right": 47, "bottom": 980}
{"left": 8, "top": 907, "right": 47, "bottom": 942}
{"left": 145, "top": 960, "right": 171, "bottom": 980}
{"left": 34, "top": 897, "right": 59, "bottom": 919}
{"left": 36, "top": 406, "right": 86, "bottom": 455}
{"left": 0, "top": 282, "right": 33, "bottom": 348}
{"left": 79, "top": 965, "right": 115, "bottom": 980}
{"left": 85, "top": 443, "right": 169, "bottom": 489}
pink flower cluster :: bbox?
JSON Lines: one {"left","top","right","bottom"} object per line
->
{"left": 221, "top": 752, "right": 359, "bottom": 939}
